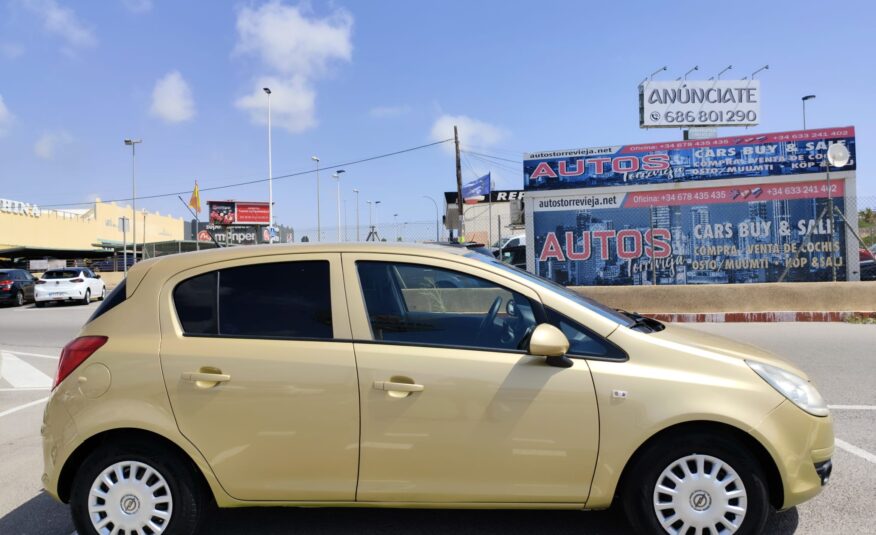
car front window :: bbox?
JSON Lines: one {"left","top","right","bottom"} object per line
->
{"left": 467, "top": 253, "right": 635, "bottom": 327}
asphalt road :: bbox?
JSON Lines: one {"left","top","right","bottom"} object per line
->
{"left": 1, "top": 302, "right": 874, "bottom": 534}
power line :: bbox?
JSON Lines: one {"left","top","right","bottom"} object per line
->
{"left": 40, "top": 138, "right": 454, "bottom": 208}
{"left": 460, "top": 149, "right": 522, "bottom": 164}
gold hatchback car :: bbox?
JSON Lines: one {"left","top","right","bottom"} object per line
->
{"left": 42, "top": 243, "right": 833, "bottom": 534}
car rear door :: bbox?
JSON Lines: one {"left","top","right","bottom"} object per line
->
{"left": 158, "top": 253, "right": 360, "bottom": 501}
{"left": 343, "top": 252, "right": 600, "bottom": 504}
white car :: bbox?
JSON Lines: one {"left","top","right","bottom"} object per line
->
{"left": 34, "top": 267, "right": 106, "bottom": 307}
{"left": 494, "top": 233, "right": 526, "bottom": 250}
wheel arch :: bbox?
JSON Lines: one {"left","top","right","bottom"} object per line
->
{"left": 614, "top": 420, "right": 784, "bottom": 510}
{"left": 56, "top": 427, "right": 214, "bottom": 504}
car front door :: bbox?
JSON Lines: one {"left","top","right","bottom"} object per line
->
{"left": 158, "top": 253, "right": 360, "bottom": 501}
{"left": 343, "top": 253, "right": 600, "bottom": 504}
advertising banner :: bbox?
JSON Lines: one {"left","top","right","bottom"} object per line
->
{"left": 524, "top": 127, "right": 856, "bottom": 191}
{"left": 639, "top": 80, "right": 760, "bottom": 128}
{"left": 207, "top": 200, "right": 270, "bottom": 225}
{"left": 532, "top": 180, "right": 847, "bottom": 285}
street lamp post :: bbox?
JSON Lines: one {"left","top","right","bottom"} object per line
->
{"left": 311, "top": 156, "right": 321, "bottom": 241}
{"left": 802, "top": 95, "right": 816, "bottom": 130}
{"left": 123, "top": 139, "right": 141, "bottom": 263}
{"left": 263, "top": 88, "right": 273, "bottom": 239}
{"left": 394, "top": 213, "right": 399, "bottom": 241}
{"left": 353, "top": 189, "right": 360, "bottom": 241}
{"left": 422, "top": 195, "right": 440, "bottom": 241}
{"left": 374, "top": 200, "right": 381, "bottom": 237}
{"left": 332, "top": 170, "right": 346, "bottom": 241}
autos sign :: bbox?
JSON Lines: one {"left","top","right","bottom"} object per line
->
{"left": 524, "top": 127, "right": 856, "bottom": 191}
{"left": 533, "top": 181, "right": 847, "bottom": 286}
{"left": 639, "top": 80, "right": 760, "bottom": 128}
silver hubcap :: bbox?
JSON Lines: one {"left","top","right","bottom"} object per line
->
{"left": 88, "top": 460, "right": 173, "bottom": 535}
{"left": 653, "top": 454, "right": 747, "bottom": 534}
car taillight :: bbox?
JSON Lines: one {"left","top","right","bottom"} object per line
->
{"left": 0, "top": 279, "right": 11, "bottom": 289}
{"left": 36, "top": 280, "right": 46, "bottom": 284}
{"left": 70, "top": 278, "right": 84, "bottom": 283}
{"left": 54, "top": 336, "right": 108, "bottom": 390}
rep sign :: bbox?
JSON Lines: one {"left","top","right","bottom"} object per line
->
{"left": 639, "top": 80, "right": 760, "bottom": 128}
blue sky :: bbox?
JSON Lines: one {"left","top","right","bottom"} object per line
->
{"left": 1, "top": 0, "right": 873, "bottom": 233}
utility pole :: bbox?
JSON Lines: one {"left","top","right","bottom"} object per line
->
{"left": 454, "top": 125, "right": 464, "bottom": 241}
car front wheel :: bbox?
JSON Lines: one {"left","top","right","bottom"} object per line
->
{"left": 81, "top": 289, "right": 90, "bottom": 305}
{"left": 623, "top": 432, "right": 770, "bottom": 535}
{"left": 70, "top": 442, "right": 206, "bottom": 535}
{"left": 15, "top": 291, "right": 24, "bottom": 307}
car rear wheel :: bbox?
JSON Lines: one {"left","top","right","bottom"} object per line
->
{"left": 15, "top": 291, "right": 24, "bottom": 307}
{"left": 70, "top": 442, "right": 207, "bottom": 535}
{"left": 98, "top": 287, "right": 106, "bottom": 301}
{"left": 622, "top": 432, "right": 770, "bottom": 535}
{"left": 81, "top": 289, "right": 91, "bottom": 305}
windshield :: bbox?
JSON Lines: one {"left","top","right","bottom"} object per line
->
{"left": 43, "top": 270, "right": 82, "bottom": 279}
{"left": 466, "top": 252, "right": 635, "bottom": 327}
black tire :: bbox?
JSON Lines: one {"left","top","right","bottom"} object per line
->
{"left": 622, "top": 431, "right": 771, "bottom": 535}
{"left": 81, "top": 289, "right": 90, "bottom": 305}
{"left": 70, "top": 441, "right": 208, "bottom": 535}
{"left": 14, "top": 291, "right": 24, "bottom": 307}
{"left": 98, "top": 286, "right": 106, "bottom": 301}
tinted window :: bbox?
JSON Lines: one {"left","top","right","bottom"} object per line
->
{"left": 218, "top": 261, "right": 332, "bottom": 339}
{"left": 44, "top": 270, "right": 83, "bottom": 279}
{"left": 88, "top": 280, "right": 127, "bottom": 323}
{"left": 547, "top": 308, "right": 623, "bottom": 359}
{"left": 357, "top": 261, "right": 537, "bottom": 351}
{"left": 173, "top": 272, "right": 218, "bottom": 335}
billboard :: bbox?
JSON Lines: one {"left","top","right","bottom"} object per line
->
{"left": 526, "top": 127, "right": 858, "bottom": 285}
{"left": 207, "top": 200, "right": 270, "bottom": 225}
{"left": 524, "top": 127, "right": 856, "bottom": 191}
{"left": 533, "top": 180, "right": 846, "bottom": 285}
{"left": 639, "top": 80, "right": 760, "bottom": 128}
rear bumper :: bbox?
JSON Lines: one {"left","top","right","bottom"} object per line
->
{"left": 35, "top": 288, "right": 85, "bottom": 302}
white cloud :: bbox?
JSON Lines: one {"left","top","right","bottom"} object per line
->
{"left": 235, "top": 76, "right": 316, "bottom": 134}
{"left": 233, "top": 2, "right": 352, "bottom": 133}
{"left": 121, "top": 0, "right": 152, "bottom": 14}
{"left": 234, "top": 2, "right": 352, "bottom": 77}
{"left": 21, "top": 0, "right": 97, "bottom": 49}
{"left": 34, "top": 130, "right": 72, "bottom": 159}
{"left": 0, "top": 95, "right": 13, "bottom": 136}
{"left": 0, "top": 43, "right": 24, "bottom": 60}
{"left": 370, "top": 105, "right": 410, "bottom": 118}
{"left": 150, "top": 71, "right": 195, "bottom": 123}
{"left": 430, "top": 114, "right": 508, "bottom": 153}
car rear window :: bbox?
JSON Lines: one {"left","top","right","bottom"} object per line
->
{"left": 43, "top": 270, "right": 81, "bottom": 279}
{"left": 173, "top": 261, "right": 333, "bottom": 340}
{"left": 88, "top": 280, "right": 127, "bottom": 323}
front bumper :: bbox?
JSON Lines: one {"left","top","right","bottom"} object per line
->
{"left": 752, "top": 400, "right": 834, "bottom": 510}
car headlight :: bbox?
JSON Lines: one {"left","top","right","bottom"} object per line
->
{"left": 747, "top": 361, "right": 829, "bottom": 417}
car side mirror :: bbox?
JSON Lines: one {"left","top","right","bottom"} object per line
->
{"left": 528, "top": 323, "right": 573, "bottom": 368}
{"left": 94, "top": 274, "right": 101, "bottom": 279}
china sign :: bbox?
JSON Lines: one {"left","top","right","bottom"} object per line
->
{"left": 524, "top": 127, "right": 856, "bottom": 191}
{"left": 207, "top": 200, "right": 270, "bottom": 226}
{"left": 639, "top": 80, "right": 760, "bottom": 128}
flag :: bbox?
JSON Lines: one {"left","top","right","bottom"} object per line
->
{"left": 188, "top": 181, "right": 201, "bottom": 214}
{"left": 462, "top": 173, "right": 491, "bottom": 204}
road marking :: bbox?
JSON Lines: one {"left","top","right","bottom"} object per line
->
{"left": 835, "top": 439, "right": 876, "bottom": 465}
{"left": 0, "top": 350, "right": 59, "bottom": 360}
{"left": 829, "top": 405, "right": 876, "bottom": 411}
{"left": 0, "top": 396, "right": 49, "bottom": 419}
{"left": 0, "top": 352, "right": 53, "bottom": 388}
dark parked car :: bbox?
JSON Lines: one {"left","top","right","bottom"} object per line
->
{"left": 496, "top": 244, "right": 526, "bottom": 270}
{"left": 0, "top": 268, "right": 36, "bottom": 307}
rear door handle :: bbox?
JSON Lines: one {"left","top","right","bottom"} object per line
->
{"left": 373, "top": 381, "right": 424, "bottom": 393}
{"left": 182, "top": 371, "right": 231, "bottom": 384}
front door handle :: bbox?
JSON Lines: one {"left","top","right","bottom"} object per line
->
{"left": 373, "top": 381, "right": 424, "bottom": 393}
{"left": 182, "top": 369, "right": 231, "bottom": 388}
